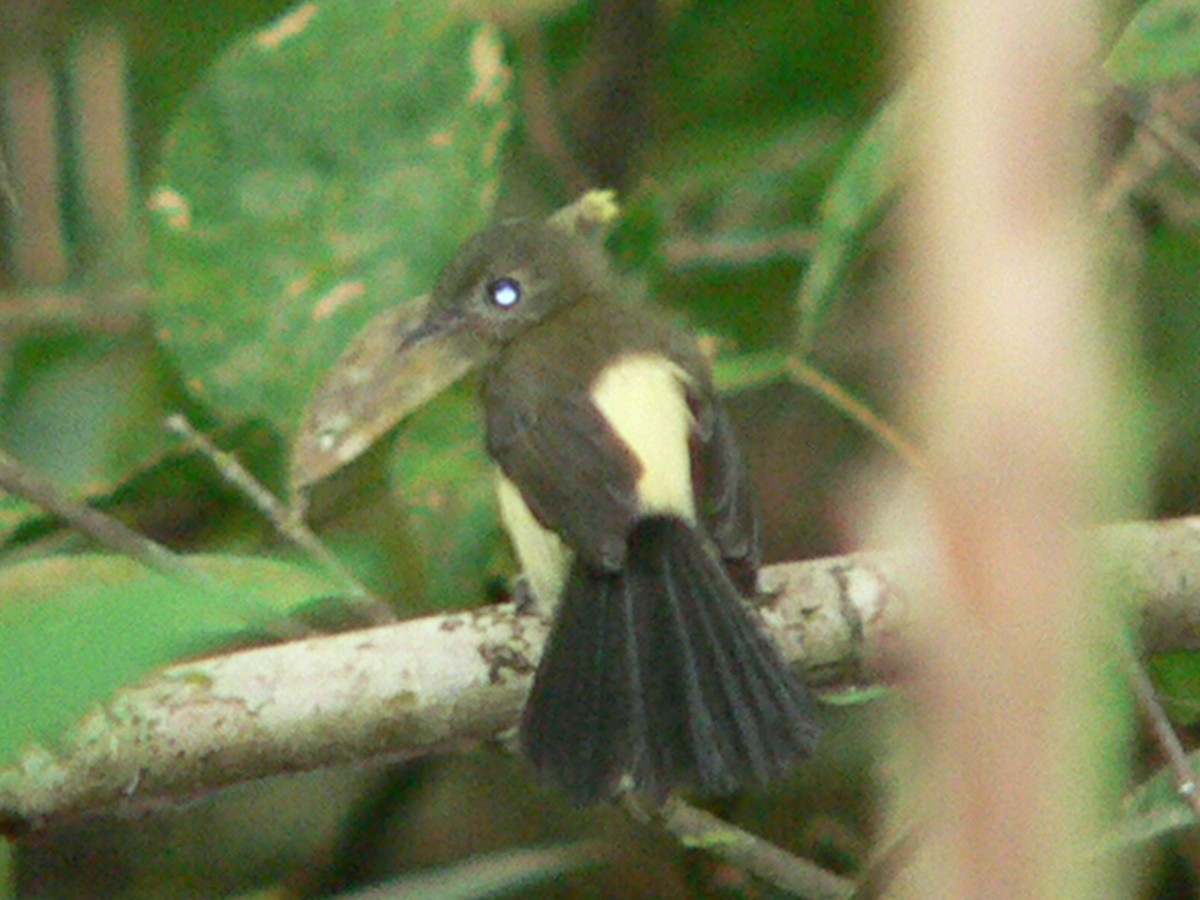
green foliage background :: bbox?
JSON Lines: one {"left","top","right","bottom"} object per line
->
{"left": 3, "top": 0, "right": 1200, "bottom": 896}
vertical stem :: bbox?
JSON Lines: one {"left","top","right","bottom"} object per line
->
{"left": 2, "top": 50, "right": 68, "bottom": 285}
{"left": 894, "top": 0, "right": 1124, "bottom": 897}
{"left": 69, "top": 21, "right": 142, "bottom": 296}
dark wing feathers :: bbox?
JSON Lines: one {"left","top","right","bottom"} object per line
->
{"left": 485, "top": 350, "right": 759, "bottom": 580}
{"left": 687, "top": 383, "right": 761, "bottom": 589}
{"left": 484, "top": 376, "right": 640, "bottom": 571}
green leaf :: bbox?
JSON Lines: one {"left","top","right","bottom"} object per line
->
{"left": 1104, "top": 651, "right": 1200, "bottom": 850}
{"left": 148, "top": 2, "right": 512, "bottom": 434}
{"left": 0, "top": 333, "right": 187, "bottom": 541}
{"left": 1148, "top": 650, "right": 1200, "bottom": 726}
{"left": 796, "top": 86, "right": 909, "bottom": 353}
{"left": 0, "top": 554, "right": 336, "bottom": 766}
{"left": 0, "top": 495, "right": 33, "bottom": 546}
{"left": 1110, "top": 753, "right": 1200, "bottom": 850}
{"left": 1106, "top": 0, "right": 1200, "bottom": 86}
{"left": 0, "top": 420, "right": 281, "bottom": 553}
{"left": 390, "top": 383, "right": 506, "bottom": 612}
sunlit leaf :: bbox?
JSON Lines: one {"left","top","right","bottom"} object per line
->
{"left": 291, "top": 191, "right": 619, "bottom": 494}
{"left": 290, "top": 296, "right": 476, "bottom": 491}
{"left": 148, "top": 1, "right": 512, "bottom": 435}
{"left": 1106, "top": 0, "right": 1200, "bottom": 86}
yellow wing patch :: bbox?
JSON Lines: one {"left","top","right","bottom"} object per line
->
{"left": 589, "top": 353, "right": 696, "bottom": 522}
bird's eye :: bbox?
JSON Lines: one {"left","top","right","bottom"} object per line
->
{"left": 486, "top": 277, "right": 522, "bottom": 309}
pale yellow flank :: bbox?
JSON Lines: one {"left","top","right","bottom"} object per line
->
{"left": 496, "top": 473, "right": 572, "bottom": 614}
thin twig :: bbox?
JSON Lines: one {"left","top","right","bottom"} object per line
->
{"left": 514, "top": 28, "right": 591, "bottom": 194}
{"left": 1141, "top": 106, "right": 1200, "bottom": 182}
{"left": 0, "top": 448, "right": 199, "bottom": 582}
{"left": 0, "top": 142, "right": 17, "bottom": 214}
{"left": 164, "top": 414, "right": 394, "bottom": 625}
{"left": 0, "top": 448, "right": 306, "bottom": 639}
{"left": 1121, "top": 640, "right": 1200, "bottom": 821}
{"left": 787, "top": 358, "right": 928, "bottom": 474}
{"left": 849, "top": 824, "right": 923, "bottom": 899}
{"left": 628, "top": 796, "right": 853, "bottom": 899}
{"left": 1095, "top": 125, "right": 1164, "bottom": 215}
{"left": 663, "top": 229, "right": 816, "bottom": 269}
{"left": 0, "top": 290, "right": 144, "bottom": 334}
{"left": 1096, "top": 86, "right": 1200, "bottom": 215}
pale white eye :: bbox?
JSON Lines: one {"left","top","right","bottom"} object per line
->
{"left": 487, "top": 277, "right": 522, "bottom": 309}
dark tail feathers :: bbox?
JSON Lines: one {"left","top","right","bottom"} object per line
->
{"left": 520, "top": 515, "right": 820, "bottom": 805}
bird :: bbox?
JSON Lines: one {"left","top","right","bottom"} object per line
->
{"left": 400, "top": 214, "right": 821, "bottom": 804}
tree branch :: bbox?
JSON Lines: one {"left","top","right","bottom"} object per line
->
{"left": 3, "top": 516, "right": 1199, "bottom": 834}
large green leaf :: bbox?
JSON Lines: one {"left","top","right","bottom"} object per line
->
{"left": 1106, "top": 0, "right": 1200, "bottom": 86}
{"left": 0, "top": 554, "right": 336, "bottom": 767}
{"left": 147, "top": 1, "right": 512, "bottom": 434}
{"left": 795, "top": 87, "right": 909, "bottom": 354}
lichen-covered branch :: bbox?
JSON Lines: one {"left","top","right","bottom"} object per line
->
{"left": 3, "top": 515, "right": 1199, "bottom": 834}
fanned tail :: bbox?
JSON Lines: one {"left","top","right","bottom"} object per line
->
{"left": 520, "top": 516, "right": 820, "bottom": 805}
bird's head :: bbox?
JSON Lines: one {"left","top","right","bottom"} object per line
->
{"left": 404, "top": 218, "right": 608, "bottom": 354}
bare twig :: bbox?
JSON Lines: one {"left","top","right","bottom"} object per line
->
{"left": 1096, "top": 85, "right": 1200, "bottom": 215}
{"left": 1140, "top": 105, "right": 1200, "bottom": 183}
{"left": 848, "top": 824, "right": 923, "bottom": 899}
{"left": 0, "top": 290, "right": 144, "bottom": 334}
{"left": 0, "top": 449, "right": 306, "bottom": 640}
{"left": 663, "top": 229, "right": 816, "bottom": 269}
{"left": 1096, "top": 123, "right": 1165, "bottom": 215}
{"left": 514, "top": 28, "right": 591, "bottom": 194}
{"left": 786, "top": 358, "right": 928, "bottom": 474}
{"left": 0, "top": 449, "right": 198, "bottom": 583}
{"left": 164, "top": 414, "right": 394, "bottom": 625}
{"left": 645, "top": 796, "right": 854, "bottom": 899}
{"left": 328, "top": 842, "right": 604, "bottom": 899}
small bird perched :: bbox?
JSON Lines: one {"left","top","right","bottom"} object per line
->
{"left": 403, "top": 213, "right": 820, "bottom": 804}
